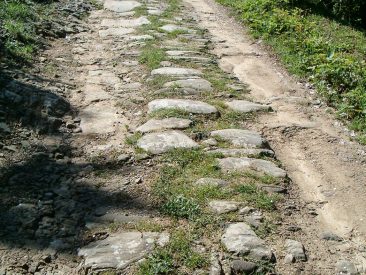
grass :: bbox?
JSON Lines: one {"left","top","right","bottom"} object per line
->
{"left": 0, "top": 0, "right": 47, "bottom": 62}
{"left": 139, "top": 42, "right": 166, "bottom": 70}
{"left": 148, "top": 108, "right": 191, "bottom": 119}
{"left": 125, "top": 132, "right": 143, "bottom": 146}
{"left": 216, "top": 0, "right": 366, "bottom": 143}
{"left": 152, "top": 148, "right": 282, "bottom": 213}
{"left": 138, "top": 228, "right": 208, "bottom": 274}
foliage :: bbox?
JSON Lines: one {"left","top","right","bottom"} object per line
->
{"left": 162, "top": 195, "right": 201, "bottom": 220}
{"left": 0, "top": 0, "right": 43, "bottom": 61}
{"left": 217, "top": 0, "right": 366, "bottom": 140}
{"left": 138, "top": 229, "right": 208, "bottom": 274}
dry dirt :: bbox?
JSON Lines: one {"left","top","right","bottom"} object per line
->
{"left": 184, "top": 0, "right": 366, "bottom": 273}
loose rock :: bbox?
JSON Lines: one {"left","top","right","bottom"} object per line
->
{"left": 221, "top": 223, "right": 273, "bottom": 261}
{"left": 148, "top": 99, "right": 218, "bottom": 114}
{"left": 103, "top": 0, "right": 141, "bottom": 13}
{"left": 231, "top": 260, "right": 257, "bottom": 274}
{"left": 285, "top": 239, "right": 307, "bottom": 262}
{"left": 137, "top": 130, "right": 198, "bottom": 154}
{"left": 151, "top": 67, "right": 202, "bottom": 77}
{"left": 225, "top": 100, "right": 271, "bottom": 113}
{"left": 163, "top": 78, "right": 213, "bottom": 92}
{"left": 209, "top": 200, "right": 240, "bottom": 214}
{"left": 78, "top": 232, "right": 169, "bottom": 270}
{"left": 195, "top": 178, "right": 228, "bottom": 187}
{"left": 136, "top": 118, "right": 192, "bottom": 133}
{"left": 211, "top": 129, "right": 266, "bottom": 148}
{"left": 218, "top": 157, "right": 287, "bottom": 178}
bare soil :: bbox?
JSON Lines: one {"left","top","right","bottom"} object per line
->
{"left": 183, "top": 0, "right": 366, "bottom": 273}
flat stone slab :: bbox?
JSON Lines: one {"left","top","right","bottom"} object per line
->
{"left": 79, "top": 102, "right": 124, "bottom": 135}
{"left": 211, "top": 129, "right": 266, "bottom": 148}
{"left": 104, "top": 0, "right": 141, "bottom": 13}
{"left": 218, "top": 157, "right": 287, "bottom": 178}
{"left": 221, "top": 223, "right": 273, "bottom": 261}
{"left": 163, "top": 78, "right": 213, "bottom": 92}
{"left": 137, "top": 130, "right": 198, "bottom": 154}
{"left": 78, "top": 232, "right": 169, "bottom": 270}
{"left": 208, "top": 148, "right": 274, "bottom": 157}
{"left": 195, "top": 178, "right": 228, "bottom": 187}
{"left": 151, "top": 67, "right": 202, "bottom": 77}
{"left": 148, "top": 99, "right": 217, "bottom": 115}
{"left": 209, "top": 200, "right": 240, "bottom": 214}
{"left": 160, "top": 24, "right": 190, "bottom": 33}
{"left": 226, "top": 100, "right": 271, "bottom": 113}
{"left": 166, "top": 50, "right": 198, "bottom": 56}
{"left": 136, "top": 118, "right": 192, "bottom": 133}
{"left": 83, "top": 84, "right": 111, "bottom": 104}
{"left": 99, "top": 27, "right": 135, "bottom": 38}
{"left": 101, "top": 17, "right": 150, "bottom": 28}
{"left": 126, "top": 34, "right": 154, "bottom": 41}
{"left": 87, "top": 70, "right": 121, "bottom": 86}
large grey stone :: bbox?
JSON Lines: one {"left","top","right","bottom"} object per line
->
{"left": 163, "top": 78, "right": 213, "bottom": 92}
{"left": 218, "top": 157, "right": 287, "bottom": 178}
{"left": 231, "top": 260, "right": 257, "bottom": 274}
{"left": 136, "top": 118, "right": 192, "bottom": 133}
{"left": 336, "top": 260, "right": 358, "bottom": 275}
{"left": 285, "top": 239, "right": 307, "bottom": 262}
{"left": 209, "top": 200, "right": 240, "bottom": 214}
{"left": 101, "top": 17, "right": 150, "bottom": 28}
{"left": 99, "top": 27, "right": 135, "bottom": 38}
{"left": 207, "top": 148, "right": 274, "bottom": 158}
{"left": 166, "top": 50, "right": 198, "bottom": 56}
{"left": 160, "top": 24, "right": 190, "bottom": 33}
{"left": 151, "top": 67, "right": 202, "bottom": 77}
{"left": 137, "top": 131, "right": 198, "bottom": 154}
{"left": 211, "top": 129, "right": 266, "bottom": 148}
{"left": 79, "top": 102, "right": 126, "bottom": 134}
{"left": 195, "top": 178, "right": 228, "bottom": 187}
{"left": 148, "top": 99, "right": 218, "bottom": 114}
{"left": 226, "top": 100, "right": 271, "bottom": 113}
{"left": 87, "top": 70, "right": 121, "bottom": 86}
{"left": 221, "top": 223, "right": 273, "bottom": 261}
{"left": 78, "top": 232, "right": 169, "bottom": 270}
{"left": 83, "top": 84, "right": 111, "bottom": 104}
{"left": 104, "top": 0, "right": 141, "bottom": 13}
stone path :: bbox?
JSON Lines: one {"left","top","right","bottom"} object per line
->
{"left": 1, "top": 0, "right": 363, "bottom": 274}
{"left": 71, "top": 0, "right": 304, "bottom": 273}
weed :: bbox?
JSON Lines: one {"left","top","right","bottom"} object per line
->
{"left": 236, "top": 184, "right": 280, "bottom": 210}
{"left": 134, "top": 5, "right": 148, "bottom": 17}
{"left": 149, "top": 108, "right": 191, "bottom": 119}
{"left": 162, "top": 195, "right": 201, "bottom": 220}
{"left": 134, "top": 220, "right": 165, "bottom": 232}
{"left": 138, "top": 249, "right": 174, "bottom": 275}
{"left": 125, "top": 132, "right": 143, "bottom": 146}
{"left": 139, "top": 43, "right": 166, "bottom": 70}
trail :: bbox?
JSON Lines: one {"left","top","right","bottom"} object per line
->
{"left": 1, "top": 0, "right": 365, "bottom": 274}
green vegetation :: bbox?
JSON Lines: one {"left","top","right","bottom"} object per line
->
{"left": 125, "top": 132, "right": 143, "bottom": 146}
{"left": 148, "top": 108, "right": 191, "bottom": 119}
{"left": 162, "top": 195, "right": 201, "bottom": 220}
{"left": 138, "top": 229, "right": 208, "bottom": 274}
{"left": 139, "top": 42, "right": 166, "bottom": 70}
{"left": 216, "top": 0, "right": 366, "bottom": 142}
{"left": 152, "top": 148, "right": 282, "bottom": 212}
{"left": 0, "top": 0, "right": 52, "bottom": 62}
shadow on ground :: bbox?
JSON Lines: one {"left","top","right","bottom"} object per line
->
{"left": 0, "top": 69, "right": 154, "bottom": 272}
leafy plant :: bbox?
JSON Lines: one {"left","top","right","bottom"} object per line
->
{"left": 162, "top": 195, "right": 200, "bottom": 220}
